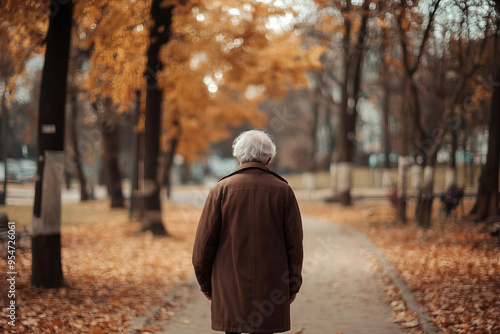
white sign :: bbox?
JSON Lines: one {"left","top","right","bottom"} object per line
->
{"left": 41, "top": 124, "right": 56, "bottom": 134}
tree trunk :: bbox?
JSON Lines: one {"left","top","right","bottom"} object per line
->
{"left": 100, "top": 97, "right": 124, "bottom": 208}
{"left": 382, "top": 87, "right": 391, "bottom": 170}
{"left": 462, "top": 130, "right": 471, "bottom": 186}
{"left": 445, "top": 130, "right": 458, "bottom": 189}
{"left": 380, "top": 27, "right": 393, "bottom": 188}
{"left": 470, "top": 68, "right": 500, "bottom": 220}
{"left": 397, "top": 156, "right": 408, "bottom": 223}
{"left": 324, "top": 104, "right": 334, "bottom": 171}
{"left": 333, "top": 1, "right": 369, "bottom": 206}
{"left": 69, "top": 86, "right": 89, "bottom": 201}
{"left": 162, "top": 137, "right": 178, "bottom": 199}
{"left": 469, "top": 139, "right": 476, "bottom": 186}
{"left": 310, "top": 102, "right": 319, "bottom": 171}
{"left": 411, "top": 165, "right": 423, "bottom": 191}
{"left": 32, "top": 0, "right": 73, "bottom": 288}
{"left": 142, "top": 0, "right": 174, "bottom": 235}
{"left": 397, "top": 77, "right": 410, "bottom": 223}
{"left": 417, "top": 159, "right": 436, "bottom": 228}
{"left": 380, "top": 26, "right": 392, "bottom": 172}
{"left": 130, "top": 90, "right": 144, "bottom": 219}
{"left": 64, "top": 170, "right": 72, "bottom": 190}
{"left": 161, "top": 112, "right": 179, "bottom": 200}
{"left": 445, "top": 166, "right": 457, "bottom": 190}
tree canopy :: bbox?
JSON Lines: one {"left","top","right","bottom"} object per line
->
{"left": 1, "top": 0, "right": 323, "bottom": 161}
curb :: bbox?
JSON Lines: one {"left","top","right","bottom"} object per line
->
{"left": 342, "top": 224, "right": 440, "bottom": 334}
{"left": 127, "top": 278, "right": 195, "bottom": 334}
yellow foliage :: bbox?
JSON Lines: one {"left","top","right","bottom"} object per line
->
{"left": 0, "top": 0, "right": 48, "bottom": 97}
{"left": 78, "top": 0, "right": 150, "bottom": 113}
{"left": 3, "top": 0, "right": 323, "bottom": 161}
{"left": 155, "top": 0, "right": 322, "bottom": 161}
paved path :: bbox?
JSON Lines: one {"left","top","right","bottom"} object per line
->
{"left": 150, "top": 216, "right": 404, "bottom": 334}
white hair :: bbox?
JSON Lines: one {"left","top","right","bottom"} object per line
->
{"left": 232, "top": 130, "right": 276, "bottom": 164}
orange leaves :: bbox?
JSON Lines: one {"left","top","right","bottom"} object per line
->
{"left": 0, "top": 200, "right": 201, "bottom": 333}
{"left": 300, "top": 199, "right": 500, "bottom": 334}
{"left": 80, "top": 0, "right": 150, "bottom": 112}
{"left": 153, "top": 0, "right": 322, "bottom": 161}
{"left": 5, "top": 0, "right": 322, "bottom": 161}
{"left": 0, "top": 1, "right": 48, "bottom": 97}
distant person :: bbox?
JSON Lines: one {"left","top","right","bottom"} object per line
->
{"left": 440, "top": 183, "right": 464, "bottom": 216}
{"left": 193, "top": 130, "right": 304, "bottom": 334}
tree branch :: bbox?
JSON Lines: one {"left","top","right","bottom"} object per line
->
{"left": 413, "top": 0, "right": 442, "bottom": 72}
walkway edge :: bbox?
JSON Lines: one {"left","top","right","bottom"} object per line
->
{"left": 341, "top": 223, "right": 440, "bottom": 334}
{"left": 127, "top": 278, "right": 195, "bottom": 334}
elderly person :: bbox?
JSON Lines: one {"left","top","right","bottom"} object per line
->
{"left": 193, "top": 130, "right": 303, "bottom": 334}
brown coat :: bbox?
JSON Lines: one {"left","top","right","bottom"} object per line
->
{"left": 192, "top": 162, "right": 303, "bottom": 333}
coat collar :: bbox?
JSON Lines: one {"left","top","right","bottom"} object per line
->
{"left": 218, "top": 161, "right": 288, "bottom": 184}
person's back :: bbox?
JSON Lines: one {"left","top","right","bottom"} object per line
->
{"left": 193, "top": 130, "right": 303, "bottom": 334}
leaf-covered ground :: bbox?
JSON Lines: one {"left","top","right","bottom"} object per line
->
{"left": 300, "top": 198, "right": 500, "bottom": 334}
{"left": 0, "top": 200, "right": 200, "bottom": 333}
{"left": 1, "top": 197, "right": 498, "bottom": 333}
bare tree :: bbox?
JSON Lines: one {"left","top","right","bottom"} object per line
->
{"left": 331, "top": 0, "right": 371, "bottom": 206}
{"left": 471, "top": 1, "right": 500, "bottom": 220}
{"left": 394, "top": 0, "right": 442, "bottom": 223}
{"left": 414, "top": 0, "right": 490, "bottom": 227}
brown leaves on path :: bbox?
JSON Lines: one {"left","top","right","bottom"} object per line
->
{"left": 0, "top": 200, "right": 201, "bottom": 333}
{"left": 300, "top": 199, "right": 500, "bottom": 334}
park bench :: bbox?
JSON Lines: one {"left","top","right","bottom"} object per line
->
{"left": 0, "top": 212, "right": 31, "bottom": 250}
{"left": 486, "top": 216, "right": 500, "bottom": 245}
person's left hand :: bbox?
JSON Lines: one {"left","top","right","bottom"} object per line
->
{"left": 203, "top": 291, "right": 212, "bottom": 301}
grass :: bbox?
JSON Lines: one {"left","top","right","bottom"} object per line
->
{"left": 285, "top": 164, "right": 483, "bottom": 190}
{"left": 1, "top": 204, "right": 33, "bottom": 229}
{"left": 0, "top": 201, "right": 116, "bottom": 231}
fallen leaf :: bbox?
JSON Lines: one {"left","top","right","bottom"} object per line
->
{"left": 402, "top": 320, "right": 419, "bottom": 328}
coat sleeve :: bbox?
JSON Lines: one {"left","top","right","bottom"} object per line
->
{"left": 284, "top": 188, "right": 304, "bottom": 295}
{"left": 192, "top": 188, "right": 222, "bottom": 294}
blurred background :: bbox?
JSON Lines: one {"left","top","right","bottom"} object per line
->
{"left": 0, "top": 0, "right": 499, "bottom": 333}
{"left": 1, "top": 0, "right": 497, "bottom": 207}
